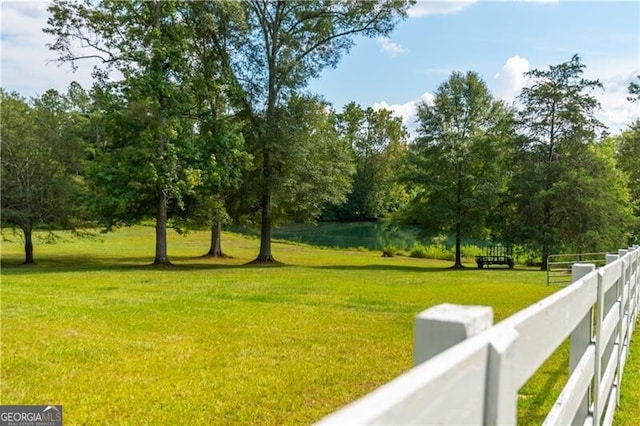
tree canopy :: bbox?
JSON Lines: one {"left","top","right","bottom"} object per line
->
{"left": 5, "top": 4, "right": 634, "bottom": 269}
{"left": 614, "top": 120, "right": 640, "bottom": 240}
{"left": 1, "top": 88, "right": 87, "bottom": 264}
{"left": 327, "top": 103, "right": 409, "bottom": 221}
{"left": 46, "top": 0, "right": 247, "bottom": 265}
{"left": 216, "top": 0, "right": 414, "bottom": 262}
{"left": 402, "top": 71, "right": 513, "bottom": 268}
{"left": 505, "top": 55, "right": 632, "bottom": 268}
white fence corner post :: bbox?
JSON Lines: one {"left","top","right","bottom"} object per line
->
{"left": 414, "top": 303, "right": 493, "bottom": 366}
{"left": 485, "top": 326, "right": 519, "bottom": 426}
{"left": 569, "top": 263, "right": 596, "bottom": 425}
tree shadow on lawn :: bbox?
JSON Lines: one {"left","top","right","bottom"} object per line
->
{"left": 517, "top": 348, "right": 568, "bottom": 424}
{"left": 1, "top": 253, "right": 542, "bottom": 276}
{"left": 0, "top": 252, "right": 308, "bottom": 276}
{"left": 312, "top": 264, "right": 446, "bottom": 273}
{"left": 311, "top": 264, "right": 540, "bottom": 273}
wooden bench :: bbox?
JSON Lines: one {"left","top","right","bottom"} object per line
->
{"left": 475, "top": 245, "right": 514, "bottom": 269}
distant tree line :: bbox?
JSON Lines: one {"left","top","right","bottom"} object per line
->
{"left": 1, "top": 1, "right": 638, "bottom": 269}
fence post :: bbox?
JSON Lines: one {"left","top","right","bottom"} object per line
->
{"left": 570, "top": 263, "right": 596, "bottom": 425}
{"left": 485, "top": 326, "right": 519, "bottom": 426}
{"left": 414, "top": 303, "right": 493, "bottom": 366}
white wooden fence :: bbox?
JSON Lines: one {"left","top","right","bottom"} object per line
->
{"left": 317, "top": 246, "right": 640, "bottom": 425}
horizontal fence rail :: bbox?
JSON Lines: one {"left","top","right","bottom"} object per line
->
{"left": 547, "top": 252, "right": 610, "bottom": 286}
{"left": 318, "top": 246, "right": 640, "bottom": 425}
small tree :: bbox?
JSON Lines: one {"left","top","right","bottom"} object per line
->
{"left": 328, "top": 103, "right": 409, "bottom": 221}
{"left": 1, "top": 89, "right": 86, "bottom": 264}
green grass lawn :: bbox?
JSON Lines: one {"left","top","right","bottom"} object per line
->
{"left": 1, "top": 227, "right": 638, "bottom": 424}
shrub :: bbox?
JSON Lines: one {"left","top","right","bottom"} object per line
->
{"left": 410, "top": 243, "right": 454, "bottom": 261}
{"left": 382, "top": 245, "right": 398, "bottom": 257}
{"left": 461, "top": 244, "right": 483, "bottom": 261}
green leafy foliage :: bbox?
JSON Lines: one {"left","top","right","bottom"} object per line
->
{"left": 627, "top": 75, "right": 640, "bottom": 102}
{"left": 46, "top": 1, "right": 251, "bottom": 265}
{"left": 0, "top": 88, "right": 87, "bottom": 263}
{"left": 614, "top": 120, "right": 640, "bottom": 241}
{"left": 506, "top": 55, "right": 633, "bottom": 267}
{"left": 402, "top": 71, "right": 513, "bottom": 268}
{"left": 327, "top": 103, "right": 410, "bottom": 221}
{"left": 219, "top": 0, "right": 414, "bottom": 262}
{"left": 272, "top": 95, "right": 355, "bottom": 223}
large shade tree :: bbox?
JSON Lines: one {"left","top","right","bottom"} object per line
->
{"left": 174, "top": 1, "right": 252, "bottom": 258}
{"left": 507, "top": 55, "right": 632, "bottom": 268}
{"left": 403, "top": 71, "right": 513, "bottom": 268}
{"left": 46, "top": 0, "right": 236, "bottom": 265}
{"left": 212, "top": 0, "right": 414, "bottom": 263}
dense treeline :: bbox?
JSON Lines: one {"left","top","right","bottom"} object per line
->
{"left": 1, "top": 1, "right": 638, "bottom": 268}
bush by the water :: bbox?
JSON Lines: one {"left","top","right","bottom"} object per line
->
{"left": 409, "top": 243, "right": 484, "bottom": 262}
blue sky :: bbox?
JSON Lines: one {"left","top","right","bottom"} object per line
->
{"left": 309, "top": 0, "right": 640, "bottom": 134}
{"left": 2, "top": 1, "right": 639, "bottom": 134}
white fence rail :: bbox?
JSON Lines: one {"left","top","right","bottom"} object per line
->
{"left": 317, "top": 246, "right": 640, "bottom": 425}
{"left": 547, "top": 252, "right": 609, "bottom": 286}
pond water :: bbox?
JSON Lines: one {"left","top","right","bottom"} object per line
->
{"left": 233, "top": 222, "right": 421, "bottom": 251}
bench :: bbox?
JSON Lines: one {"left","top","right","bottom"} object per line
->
{"left": 475, "top": 245, "right": 514, "bottom": 269}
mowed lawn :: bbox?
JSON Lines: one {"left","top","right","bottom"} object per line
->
{"left": 1, "top": 227, "right": 638, "bottom": 424}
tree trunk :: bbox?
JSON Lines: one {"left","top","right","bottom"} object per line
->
{"left": 540, "top": 243, "right": 549, "bottom": 271}
{"left": 452, "top": 161, "right": 464, "bottom": 269}
{"left": 251, "top": 184, "right": 277, "bottom": 263}
{"left": 151, "top": 2, "right": 171, "bottom": 267}
{"left": 251, "top": 119, "right": 277, "bottom": 263}
{"left": 452, "top": 222, "right": 464, "bottom": 269}
{"left": 153, "top": 188, "right": 172, "bottom": 266}
{"left": 250, "top": 21, "right": 280, "bottom": 265}
{"left": 206, "top": 220, "right": 225, "bottom": 257}
{"left": 23, "top": 226, "right": 35, "bottom": 265}
{"left": 540, "top": 204, "right": 552, "bottom": 271}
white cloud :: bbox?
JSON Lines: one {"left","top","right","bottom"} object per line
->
{"left": 407, "top": 0, "right": 555, "bottom": 18}
{"left": 494, "top": 56, "right": 530, "bottom": 102}
{"left": 377, "top": 37, "right": 408, "bottom": 57}
{"left": 585, "top": 64, "right": 640, "bottom": 135}
{"left": 408, "top": 0, "right": 477, "bottom": 18}
{"left": 371, "top": 55, "right": 639, "bottom": 139}
{"left": 373, "top": 92, "right": 435, "bottom": 137}
{"left": 1, "top": 2, "right": 97, "bottom": 98}
{"left": 494, "top": 56, "right": 639, "bottom": 134}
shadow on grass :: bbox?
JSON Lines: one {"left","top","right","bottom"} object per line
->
{"left": 312, "top": 264, "right": 540, "bottom": 273}
{"left": 517, "top": 348, "right": 569, "bottom": 425}
{"left": 0, "top": 253, "right": 297, "bottom": 276}
{"left": 311, "top": 264, "right": 446, "bottom": 273}
{"left": 1, "top": 253, "right": 543, "bottom": 276}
